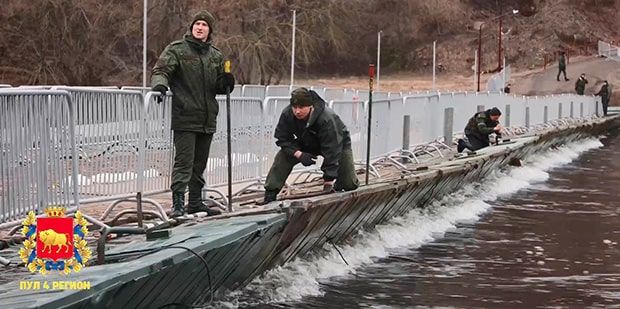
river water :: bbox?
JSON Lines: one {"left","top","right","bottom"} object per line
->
{"left": 219, "top": 127, "right": 620, "bottom": 308}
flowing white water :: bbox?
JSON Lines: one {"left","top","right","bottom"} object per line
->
{"left": 215, "top": 138, "right": 604, "bottom": 308}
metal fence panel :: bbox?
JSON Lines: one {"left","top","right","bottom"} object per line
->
{"left": 263, "top": 97, "right": 293, "bottom": 172}
{"left": 242, "top": 85, "right": 266, "bottom": 100}
{"left": 598, "top": 40, "right": 620, "bottom": 61}
{"left": 57, "top": 88, "right": 144, "bottom": 203}
{"left": 266, "top": 85, "right": 292, "bottom": 97}
{"left": 140, "top": 93, "right": 174, "bottom": 195}
{"left": 545, "top": 96, "right": 560, "bottom": 122}
{"left": 526, "top": 97, "right": 545, "bottom": 125}
{"left": 0, "top": 90, "right": 79, "bottom": 223}
{"left": 330, "top": 100, "right": 367, "bottom": 161}
{"left": 323, "top": 88, "right": 345, "bottom": 101}
{"left": 403, "top": 95, "right": 437, "bottom": 144}
{"left": 310, "top": 87, "right": 326, "bottom": 99}
{"left": 444, "top": 92, "right": 479, "bottom": 134}
{"left": 375, "top": 91, "right": 389, "bottom": 100}
{"left": 208, "top": 98, "right": 266, "bottom": 186}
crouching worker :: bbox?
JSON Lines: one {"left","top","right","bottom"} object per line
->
{"left": 457, "top": 107, "right": 503, "bottom": 153}
{"left": 263, "top": 88, "right": 360, "bottom": 203}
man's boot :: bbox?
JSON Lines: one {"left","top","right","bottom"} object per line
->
{"left": 171, "top": 191, "right": 185, "bottom": 218}
{"left": 457, "top": 139, "right": 466, "bottom": 153}
{"left": 261, "top": 190, "right": 278, "bottom": 205}
{"left": 188, "top": 191, "right": 222, "bottom": 216}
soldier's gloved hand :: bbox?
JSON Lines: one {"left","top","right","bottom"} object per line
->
{"left": 218, "top": 73, "right": 235, "bottom": 92}
{"left": 152, "top": 85, "right": 168, "bottom": 103}
{"left": 299, "top": 152, "right": 317, "bottom": 166}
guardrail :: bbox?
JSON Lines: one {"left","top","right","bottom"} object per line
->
{"left": 0, "top": 86, "right": 603, "bottom": 226}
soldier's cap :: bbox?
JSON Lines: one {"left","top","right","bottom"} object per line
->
{"left": 190, "top": 10, "right": 216, "bottom": 33}
{"left": 290, "top": 88, "right": 314, "bottom": 107}
{"left": 489, "top": 107, "right": 502, "bottom": 116}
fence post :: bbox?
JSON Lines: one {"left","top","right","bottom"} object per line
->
{"left": 525, "top": 106, "right": 530, "bottom": 128}
{"left": 402, "top": 115, "right": 410, "bottom": 163}
{"left": 580, "top": 102, "right": 584, "bottom": 117}
{"left": 558, "top": 102, "right": 563, "bottom": 119}
{"left": 504, "top": 104, "right": 511, "bottom": 127}
{"left": 443, "top": 108, "right": 454, "bottom": 145}
{"left": 477, "top": 105, "right": 485, "bottom": 112}
{"left": 402, "top": 115, "right": 410, "bottom": 151}
{"left": 544, "top": 106, "right": 549, "bottom": 123}
{"left": 570, "top": 101, "right": 574, "bottom": 118}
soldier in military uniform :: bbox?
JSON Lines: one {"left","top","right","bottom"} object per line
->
{"left": 575, "top": 73, "right": 588, "bottom": 95}
{"left": 263, "top": 88, "right": 359, "bottom": 204}
{"left": 151, "top": 10, "right": 235, "bottom": 217}
{"left": 596, "top": 80, "right": 612, "bottom": 116}
{"left": 457, "top": 107, "right": 503, "bottom": 153}
{"left": 557, "top": 51, "right": 569, "bottom": 82}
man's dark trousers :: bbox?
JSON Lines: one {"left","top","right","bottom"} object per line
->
{"left": 171, "top": 131, "right": 213, "bottom": 200}
{"left": 264, "top": 148, "right": 359, "bottom": 193}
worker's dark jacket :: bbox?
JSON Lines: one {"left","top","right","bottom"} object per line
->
{"left": 596, "top": 84, "right": 610, "bottom": 102}
{"left": 151, "top": 34, "right": 232, "bottom": 133}
{"left": 464, "top": 110, "right": 499, "bottom": 145}
{"left": 274, "top": 98, "right": 351, "bottom": 180}
{"left": 575, "top": 77, "right": 588, "bottom": 95}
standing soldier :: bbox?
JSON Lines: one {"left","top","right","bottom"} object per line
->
{"left": 595, "top": 80, "right": 611, "bottom": 116}
{"left": 575, "top": 73, "right": 588, "bottom": 95}
{"left": 557, "top": 51, "right": 569, "bottom": 82}
{"left": 151, "top": 10, "right": 235, "bottom": 217}
{"left": 262, "top": 88, "right": 359, "bottom": 203}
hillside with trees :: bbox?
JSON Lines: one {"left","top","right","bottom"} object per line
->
{"left": 0, "top": 0, "right": 618, "bottom": 86}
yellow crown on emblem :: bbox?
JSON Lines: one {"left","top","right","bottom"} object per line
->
{"left": 44, "top": 206, "right": 66, "bottom": 218}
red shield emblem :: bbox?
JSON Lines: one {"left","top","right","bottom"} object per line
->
{"left": 36, "top": 217, "right": 74, "bottom": 261}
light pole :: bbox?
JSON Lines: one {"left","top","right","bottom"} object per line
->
{"left": 376, "top": 31, "right": 382, "bottom": 91}
{"left": 290, "top": 10, "right": 296, "bottom": 87}
{"left": 142, "top": 0, "right": 148, "bottom": 88}
{"left": 477, "top": 9, "right": 519, "bottom": 92}
{"left": 432, "top": 40, "right": 437, "bottom": 90}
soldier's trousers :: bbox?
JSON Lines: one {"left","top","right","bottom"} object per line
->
{"left": 602, "top": 98, "right": 609, "bottom": 116}
{"left": 557, "top": 68, "right": 567, "bottom": 81}
{"left": 171, "top": 131, "right": 213, "bottom": 195}
{"left": 465, "top": 133, "right": 489, "bottom": 151}
{"left": 264, "top": 148, "right": 359, "bottom": 193}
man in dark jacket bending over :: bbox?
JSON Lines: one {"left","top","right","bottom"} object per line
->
{"left": 263, "top": 88, "right": 359, "bottom": 203}
{"left": 457, "top": 107, "right": 503, "bottom": 153}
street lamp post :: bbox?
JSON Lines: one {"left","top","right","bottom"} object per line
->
{"left": 376, "top": 31, "right": 382, "bottom": 91}
{"left": 477, "top": 9, "right": 519, "bottom": 92}
{"left": 290, "top": 10, "right": 296, "bottom": 87}
{"left": 143, "top": 0, "right": 148, "bottom": 88}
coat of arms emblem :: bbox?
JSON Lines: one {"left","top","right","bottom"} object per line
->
{"left": 19, "top": 207, "right": 91, "bottom": 275}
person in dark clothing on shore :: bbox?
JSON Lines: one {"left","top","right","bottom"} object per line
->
{"left": 457, "top": 107, "right": 503, "bottom": 153}
{"left": 503, "top": 83, "right": 511, "bottom": 94}
{"left": 575, "top": 73, "right": 588, "bottom": 95}
{"left": 557, "top": 51, "right": 569, "bottom": 82}
{"left": 596, "top": 80, "right": 612, "bottom": 116}
{"left": 262, "top": 88, "right": 359, "bottom": 204}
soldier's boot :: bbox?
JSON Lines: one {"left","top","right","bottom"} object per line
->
{"left": 171, "top": 191, "right": 186, "bottom": 218}
{"left": 187, "top": 191, "right": 222, "bottom": 216}
{"left": 261, "top": 190, "right": 279, "bottom": 205}
{"left": 457, "top": 139, "right": 466, "bottom": 153}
